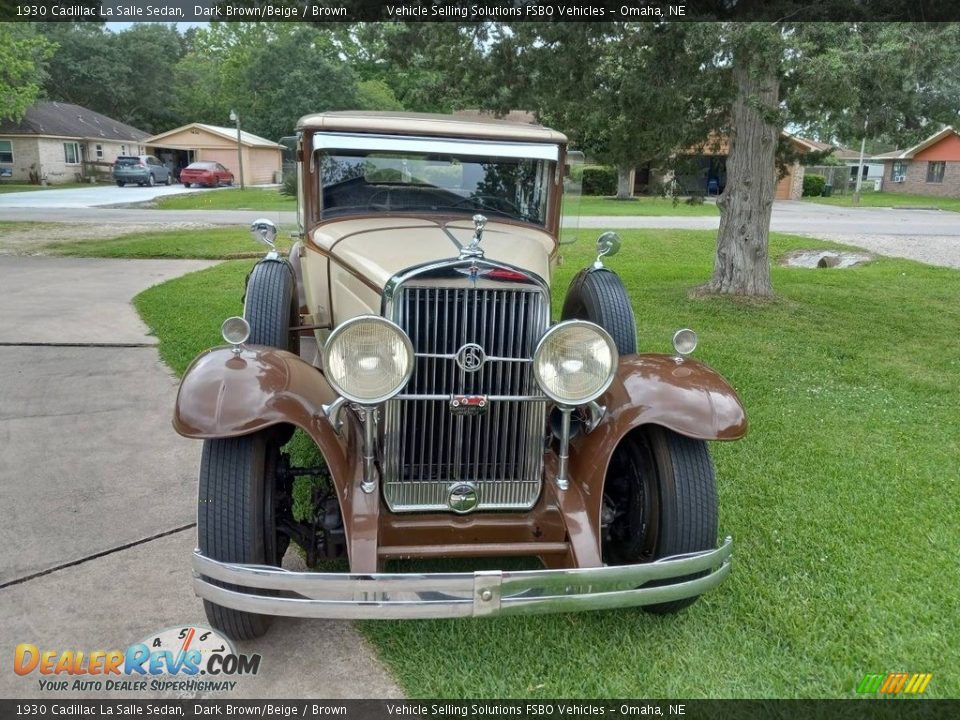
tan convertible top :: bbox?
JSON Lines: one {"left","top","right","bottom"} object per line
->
{"left": 297, "top": 111, "right": 567, "bottom": 144}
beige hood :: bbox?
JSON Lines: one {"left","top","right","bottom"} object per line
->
{"left": 311, "top": 217, "right": 555, "bottom": 289}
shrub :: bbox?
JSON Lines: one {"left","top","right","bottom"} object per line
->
{"left": 803, "top": 173, "right": 827, "bottom": 197}
{"left": 581, "top": 165, "right": 617, "bottom": 196}
{"left": 281, "top": 172, "right": 297, "bottom": 197}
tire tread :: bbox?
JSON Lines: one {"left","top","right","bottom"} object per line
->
{"left": 561, "top": 268, "right": 637, "bottom": 354}
{"left": 198, "top": 436, "right": 271, "bottom": 640}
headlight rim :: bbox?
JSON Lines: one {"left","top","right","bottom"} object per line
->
{"left": 321, "top": 315, "right": 414, "bottom": 405}
{"left": 533, "top": 319, "right": 619, "bottom": 406}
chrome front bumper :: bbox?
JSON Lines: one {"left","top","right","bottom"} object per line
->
{"left": 192, "top": 537, "right": 732, "bottom": 619}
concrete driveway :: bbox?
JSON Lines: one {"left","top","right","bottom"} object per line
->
{"left": 0, "top": 256, "right": 401, "bottom": 699}
{"left": 0, "top": 183, "right": 224, "bottom": 209}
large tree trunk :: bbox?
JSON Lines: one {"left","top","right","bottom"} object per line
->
{"left": 706, "top": 64, "right": 778, "bottom": 296}
{"left": 616, "top": 165, "right": 635, "bottom": 199}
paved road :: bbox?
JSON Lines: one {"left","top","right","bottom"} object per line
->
{"left": 0, "top": 183, "right": 226, "bottom": 209}
{"left": 4, "top": 201, "right": 959, "bottom": 269}
{"left": 579, "top": 200, "right": 960, "bottom": 237}
{"left": 2, "top": 200, "right": 959, "bottom": 237}
{"left": 0, "top": 256, "right": 401, "bottom": 699}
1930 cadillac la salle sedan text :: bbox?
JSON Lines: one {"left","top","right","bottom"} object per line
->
{"left": 172, "top": 112, "right": 747, "bottom": 640}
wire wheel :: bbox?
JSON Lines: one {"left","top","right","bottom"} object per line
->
{"left": 601, "top": 426, "right": 719, "bottom": 613}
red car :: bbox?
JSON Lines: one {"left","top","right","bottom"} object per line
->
{"left": 180, "top": 161, "right": 235, "bottom": 188}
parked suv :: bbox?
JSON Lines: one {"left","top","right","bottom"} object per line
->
{"left": 113, "top": 155, "right": 171, "bottom": 187}
{"left": 174, "top": 111, "right": 747, "bottom": 640}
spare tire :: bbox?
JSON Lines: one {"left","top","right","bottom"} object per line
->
{"left": 244, "top": 259, "right": 299, "bottom": 356}
{"left": 561, "top": 268, "right": 637, "bottom": 354}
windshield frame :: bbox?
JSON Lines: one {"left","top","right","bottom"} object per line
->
{"left": 312, "top": 133, "right": 559, "bottom": 228}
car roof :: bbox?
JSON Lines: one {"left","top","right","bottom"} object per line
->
{"left": 297, "top": 111, "right": 567, "bottom": 144}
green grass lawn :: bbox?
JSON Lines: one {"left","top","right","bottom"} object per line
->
{"left": 803, "top": 191, "right": 960, "bottom": 212}
{"left": 136, "top": 229, "right": 959, "bottom": 698}
{"left": 43, "top": 227, "right": 293, "bottom": 259}
{"left": 155, "top": 187, "right": 296, "bottom": 211}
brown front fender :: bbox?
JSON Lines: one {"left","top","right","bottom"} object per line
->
{"left": 567, "top": 353, "right": 747, "bottom": 554}
{"left": 173, "top": 347, "right": 380, "bottom": 572}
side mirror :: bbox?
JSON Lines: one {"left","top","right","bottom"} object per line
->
{"left": 250, "top": 218, "right": 277, "bottom": 250}
{"left": 593, "top": 231, "right": 621, "bottom": 269}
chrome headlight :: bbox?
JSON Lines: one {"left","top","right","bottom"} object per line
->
{"left": 533, "top": 320, "right": 618, "bottom": 405}
{"left": 322, "top": 316, "right": 414, "bottom": 404}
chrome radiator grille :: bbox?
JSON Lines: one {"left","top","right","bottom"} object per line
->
{"left": 383, "top": 283, "right": 549, "bottom": 512}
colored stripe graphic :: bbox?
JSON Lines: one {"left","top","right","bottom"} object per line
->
{"left": 858, "top": 672, "right": 932, "bottom": 694}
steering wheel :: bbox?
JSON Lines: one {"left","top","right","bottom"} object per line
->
{"left": 452, "top": 194, "right": 521, "bottom": 215}
{"left": 367, "top": 189, "right": 392, "bottom": 211}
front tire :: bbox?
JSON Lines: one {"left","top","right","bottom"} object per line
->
{"left": 198, "top": 431, "right": 287, "bottom": 640}
{"left": 561, "top": 268, "right": 637, "bottom": 354}
{"left": 244, "top": 260, "right": 299, "bottom": 356}
{"left": 115, "top": 181, "right": 124, "bottom": 187}
{"left": 602, "top": 426, "right": 718, "bottom": 613}
{"left": 148, "top": 174, "right": 156, "bottom": 187}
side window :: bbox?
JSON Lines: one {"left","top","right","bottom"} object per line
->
{"left": 0, "top": 139, "right": 13, "bottom": 164}
{"left": 95, "top": 144, "right": 103, "bottom": 159}
{"left": 926, "top": 161, "right": 945, "bottom": 183}
{"left": 63, "top": 142, "right": 80, "bottom": 164}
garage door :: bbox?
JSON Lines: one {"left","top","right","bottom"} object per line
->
{"left": 199, "top": 150, "right": 239, "bottom": 176}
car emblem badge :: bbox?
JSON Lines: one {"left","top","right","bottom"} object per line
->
{"left": 455, "top": 343, "right": 486, "bottom": 372}
{"left": 448, "top": 483, "right": 479, "bottom": 513}
{"left": 456, "top": 262, "right": 492, "bottom": 286}
{"left": 450, "top": 394, "right": 488, "bottom": 416}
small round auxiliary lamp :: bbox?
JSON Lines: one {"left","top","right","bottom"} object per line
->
{"left": 672, "top": 328, "right": 698, "bottom": 360}
{"left": 221, "top": 316, "right": 250, "bottom": 355}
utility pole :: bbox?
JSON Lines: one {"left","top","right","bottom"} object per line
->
{"left": 230, "top": 109, "right": 245, "bottom": 190}
{"left": 853, "top": 117, "right": 868, "bottom": 206}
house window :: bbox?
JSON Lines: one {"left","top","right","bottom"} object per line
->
{"left": 0, "top": 139, "right": 12, "bottom": 164}
{"left": 121, "top": 145, "right": 127, "bottom": 154}
{"left": 891, "top": 161, "right": 907, "bottom": 181}
{"left": 926, "top": 161, "right": 945, "bottom": 183}
{"left": 95, "top": 144, "right": 103, "bottom": 159}
{"left": 63, "top": 142, "right": 80, "bottom": 165}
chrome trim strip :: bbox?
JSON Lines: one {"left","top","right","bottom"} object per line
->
{"left": 192, "top": 538, "right": 732, "bottom": 620}
{"left": 312, "top": 132, "right": 560, "bottom": 161}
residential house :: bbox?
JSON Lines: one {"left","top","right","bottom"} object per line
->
{"left": 831, "top": 145, "right": 887, "bottom": 186}
{"left": 673, "top": 131, "right": 821, "bottom": 200}
{"left": 0, "top": 101, "right": 148, "bottom": 184}
{"left": 145, "top": 124, "right": 283, "bottom": 186}
{"left": 874, "top": 126, "right": 960, "bottom": 198}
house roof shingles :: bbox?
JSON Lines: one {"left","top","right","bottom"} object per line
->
{"left": 0, "top": 101, "right": 149, "bottom": 143}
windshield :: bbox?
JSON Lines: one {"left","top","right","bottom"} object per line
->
{"left": 318, "top": 150, "right": 552, "bottom": 226}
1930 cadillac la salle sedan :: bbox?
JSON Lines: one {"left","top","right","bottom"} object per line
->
{"left": 173, "top": 112, "right": 747, "bottom": 640}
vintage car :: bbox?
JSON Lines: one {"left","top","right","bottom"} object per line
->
{"left": 173, "top": 111, "right": 747, "bottom": 640}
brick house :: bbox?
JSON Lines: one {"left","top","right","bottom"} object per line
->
{"left": 875, "top": 126, "right": 960, "bottom": 198}
{"left": 0, "top": 101, "right": 148, "bottom": 184}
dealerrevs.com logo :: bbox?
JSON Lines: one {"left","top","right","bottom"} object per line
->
{"left": 14, "top": 626, "right": 261, "bottom": 693}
